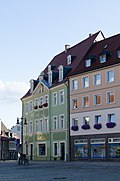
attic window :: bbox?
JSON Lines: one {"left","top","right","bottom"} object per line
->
{"left": 99, "top": 54, "right": 106, "bottom": 63}
{"left": 58, "top": 65, "right": 63, "bottom": 82}
{"left": 117, "top": 49, "right": 120, "bottom": 58}
{"left": 67, "top": 55, "right": 72, "bottom": 65}
{"left": 85, "top": 59, "right": 91, "bottom": 67}
{"left": 48, "top": 71, "right": 52, "bottom": 86}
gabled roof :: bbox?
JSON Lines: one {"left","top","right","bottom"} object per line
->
{"left": 71, "top": 33, "right": 120, "bottom": 75}
{"left": 21, "top": 31, "right": 103, "bottom": 99}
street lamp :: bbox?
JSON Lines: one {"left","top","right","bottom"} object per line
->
{"left": 17, "top": 117, "right": 27, "bottom": 154}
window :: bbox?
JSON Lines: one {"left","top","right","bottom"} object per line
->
{"left": 106, "top": 70, "right": 114, "bottom": 83}
{"left": 58, "top": 65, "right": 63, "bottom": 82}
{"left": 85, "top": 59, "right": 91, "bottom": 67}
{"left": 35, "top": 120, "right": 39, "bottom": 132}
{"left": 72, "top": 98, "right": 78, "bottom": 109}
{"left": 53, "top": 92, "right": 57, "bottom": 105}
{"left": 44, "top": 118, "right": 48, "bottom": 131}
{"left": 59, "top": 90, "right": 64, "bottom": 104}
{"left": 72, "top": 118, "right": 78, "bottom": 126}
{"left": 95, "top": 115, "right": 102, "bottom": 124}
{"left": 83, "top": 96, "right": 89, "bottom": 107}
{"left": 29, "top": 101, "right": 33, "bottom": 112}
{"left": 94, "top": 74, "right": 101, "bottom": 86}
{"left": 59, "top": 115, "right": 64, "bottom": 129}
{"left": 67, "top": 55, "right": 72, "bottom": 65}
{"left": 83, "top": 116, "right": 89, "bottom": 125}
{"left": 40, "top": 119, "right": 43, "bottom": 132}
{"left": 39, "top": 97, "right": 43, "bottom": 106}
{"left": 108, "top": 114, "right": 115, "bottom": 123}
{"left": 117, "top": 50, "right": 120, "bottom": 58}
{"left": 107, "top": 91, "right": 115, "bottom": 104}
{"left": 34, "top": 98, "right": 38, "bottom": 106}
{"left": 48, "top": 71, "right": 52, "bottom": 85}
{"left": 82, "top": 76, "right": 89, "bottom": 88}
{"left": 29, "top": 121, "right": 33, "bottom": 133}
{"left": 53, "top": 116, "right": 58, "bottom": 130}
{"left": 72, "top": 79, "right": 78, "bottom": 90}
{"left": 25, "top": 103, "right": 29, "bottom": 113}
{"left": 94, "top": 94, "right": 101, "bottom": 105}
{"left": 44, "top": 95, "right": 48, "bottom": 103}
{"left": 38, "top": 143, "right": 46, "bottom": 156}
{"left": 53, "top": 142, "right": 58, "bottom": 156}
{"left": 99, "top": 54, "right": 106, "bottom": 63}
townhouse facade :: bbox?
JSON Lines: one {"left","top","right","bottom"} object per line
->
{"left": 21, "top": 31, "right": 120, "bottom": 162}
{"left": 21, "top": 31, "right": 103, "bottom": 161}
{"left": 70, "top": 33, "right": 120, "bottom": 160}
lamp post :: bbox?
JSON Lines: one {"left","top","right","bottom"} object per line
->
{"left": 17, "top": 117, "right": 27, "bottom": 154}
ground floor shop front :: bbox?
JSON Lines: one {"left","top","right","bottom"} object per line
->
{"left": 71, "top": 133, "right": 120, "bottom": 161}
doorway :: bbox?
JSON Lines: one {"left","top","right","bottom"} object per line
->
{"left": 30, "top": 144, "right": 33, "bottom": 160}
{"left": 60, "top": 142, "right": 65, "bottom": 160}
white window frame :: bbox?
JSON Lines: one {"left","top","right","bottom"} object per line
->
{"left": 39, "top": 96, "right": 43, "bottom": 106}
{"left": 83, "top": 116, "right": 90, "bottom": 125}
{"left": 44, "top": 95, "right": 48, "bottom": 104}
{"left": 106, "top": 70, "right": 114, "bottom": 83}
{"left": 53, "top": 116, "right": 58, "bottom": 130}
{"left": 72, "top": 79, "right": 78, "bottom": 90}
{"left": 58, "top": 65, "right": 63, "bottom": 82}
{"left": 72, "top": 118, "right": 78, "bottom": 126}
{"left": 99, "top": 54, "right": 106, "bottom": 63}
{"left": 59, "top": 90, "right": 64, "bottom": 105}
{"left": 37, "top": 142, "right": 47, "bottom": 156}
{"left": 117, "top": 50, "right": 120, "bottom": 58}
{"left": 53, "top": 142, "right": 58, "bottom": 156}
{"left": 59, "top": 114, "right": 65, "bottom": 130}
{"left": 85, "top": 59, "right": 91, "bottom": 67}
{"left": 94, "top": 73, "right": 101, "bottom": 86}
{"left": 44, "top": 117, "right": 49, "bottom": 132}
{"left": 67, "top": 55, "right": 72, "bottom": 65}
{"left": 29, "top": 101, "right": 33, "bottom": 112}
{"left": 48, "top": 71, "right": 52, "bottom": 85}
{"left": 35, "top": 119, "right": 39, "bottom": 132}
{"left": 82, "top": 95, "right": 89, "bottom": 108}
{"left": 34, "top": 98, "right": 38, "bottom": 106}
{"left": 95, "top": 115, "right": 102, "bottom": 124}
{"left": 108, "top": 113, "right": 115, "bottom": 123}
{"left": 25, "top": 102, "right": 29, "bottom": 113}
{"left": 94, "top": 93, "right": 101, "bottom": 106}
{"left": 106, "top": 91, "right": 115, "bottom": 104}
{"left": 82, "top": 76, "right": 89, "bottom": 88}
{"left": 39, "top": 119, "right": 43, "bottom": 132}
{"left": 72, "top": 98, "right": 78, "bottom": 109}
{"left": 29, "top": 121, "right": 33, "bottom": 133}
{"left": 53, "top": 92, "right": 57, "bottom": 106}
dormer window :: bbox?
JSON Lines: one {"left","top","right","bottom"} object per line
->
{"left": 117, "top": 49, "right": 120, "bottom": 58}
{"left": 99, "top": 54, "right": 106, "bottom": 63}
{"left": 99, "top": 50, "right": 111, "bottom": 64}
{"left": 85, "top": 59, "right": 91, "bottom": 67}
{"left": 67, "top": 55, "right": 72, "bottom": 65}
{"left": 58, "top": 65, "right": 63, "bottom": 82}
{"left": 48, "top": 71, "right": 52, "bottom": 85}
{"left": 30, "top": 79, "right": 34, "bottom": 93}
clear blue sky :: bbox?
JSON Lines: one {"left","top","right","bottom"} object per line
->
{"left": 0, "top": 0, "right": 120, "bottom": 129}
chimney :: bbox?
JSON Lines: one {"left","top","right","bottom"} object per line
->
{"left": 65, "top": 44, "right": 70, "bottom": 53}
{"left": 89, "top": 33, "right": 92, "bottom": 37}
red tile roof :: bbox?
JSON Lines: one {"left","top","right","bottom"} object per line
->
{"left": 21, "top": 31, "right": 102, "bottom": 99}
{"left": 71, "top": 33, "right": 120, "bottom": 75}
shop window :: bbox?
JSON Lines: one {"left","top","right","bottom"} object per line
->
{"left": 38, "top": 143, "right": 46, "bottom": 156}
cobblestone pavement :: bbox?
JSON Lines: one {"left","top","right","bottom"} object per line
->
{"left": 0, "top": 160, "right": 120, "bottom": 181}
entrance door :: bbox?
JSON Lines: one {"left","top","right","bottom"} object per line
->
{"left": 30, "top": 144, "right": 33, "bottom": 160}
{"left": 60, "top": 142, "right": 65, "bottom": 160}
